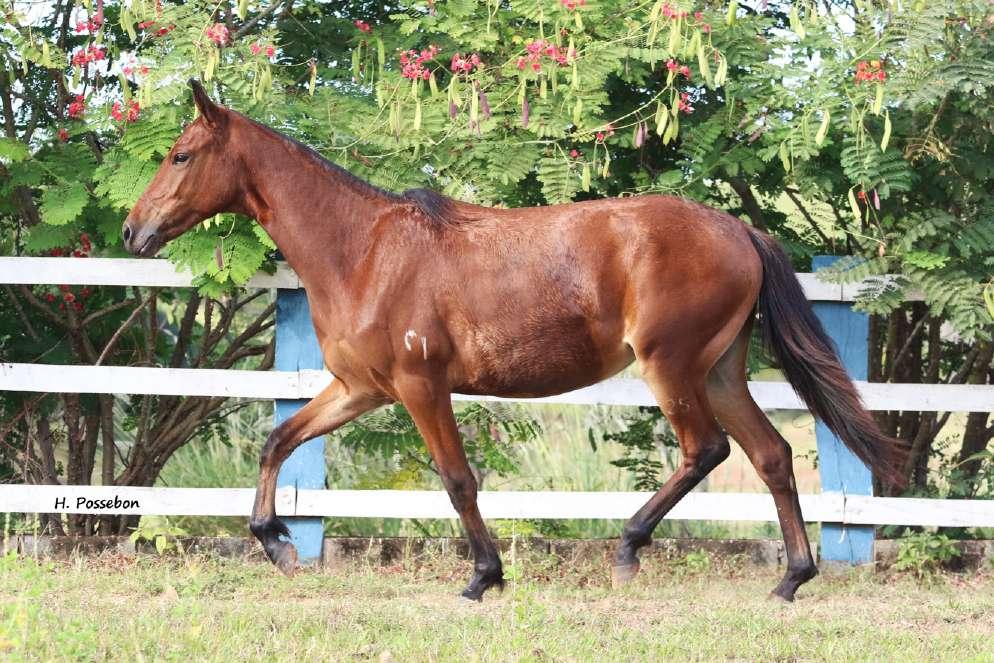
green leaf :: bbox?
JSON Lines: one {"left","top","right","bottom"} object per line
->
{"left": 0, "top": 137, "right": 30, "bottom": 163}
{"left": 40, "top": 181, "right": 88, "bottom": 225}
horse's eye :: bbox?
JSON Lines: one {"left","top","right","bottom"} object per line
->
{"left": 173, "top": 153, "right": 190, "bottom": 165}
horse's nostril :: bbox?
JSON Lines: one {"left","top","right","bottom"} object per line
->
{"left": 122, "top": 224, "right": 132, "bottom": 243}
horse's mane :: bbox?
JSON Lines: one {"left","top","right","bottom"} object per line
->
{"left": 236, "top": 111, "right": 476, "bottom": 228}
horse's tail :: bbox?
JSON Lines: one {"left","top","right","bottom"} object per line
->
{"left": 746, "top": 226, "right": 908, "bottom": 489}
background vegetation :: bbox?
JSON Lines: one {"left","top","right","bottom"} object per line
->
{"left": 1, "top": 0, "right": 993, "bottom": 538}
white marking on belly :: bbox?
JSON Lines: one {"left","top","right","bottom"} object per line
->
{"left": 404, "top": 329, "right": 417, "bottom": 351}
{"left": 421, "top": 336, "right": 428, "bottom": 360}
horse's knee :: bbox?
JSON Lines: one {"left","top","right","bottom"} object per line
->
{"left": 441, "top": 471, "right": 478, "bottom": 512}
{"left": 259, "top": 428, "right": 286, "bottom": 467}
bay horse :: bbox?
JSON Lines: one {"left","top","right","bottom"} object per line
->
{"left": 124, "top": 80, "right": 906, "bottom": 602}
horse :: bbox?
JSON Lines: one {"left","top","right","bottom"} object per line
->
{"left": 123, "top": 80, "right": 906, "bottom": 602}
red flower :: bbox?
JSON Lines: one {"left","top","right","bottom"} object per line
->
{"left": 560, "top": 0, "right": 585, "bottom": 9}
{"left": 127, "top": 100, "right": 140, "bottom": 122}
{"left": 694, "top": 10, "right": 703, "bottom": 20}
{"left": 250, "top": 42, "right": 262, "bottom": 55}
{"left": 399, "top": 44, "right": 438, "bottom": 79}
{"left": 702, "top": 23, "right": 711, "bottom": 33}
{"left": 666, "top": 59, "right": 678, "bottom": 73}
{"left": 450, "top": 52, "right": 481, "bottom": 74}
{"left": 81, "top": 287, "right": 91, "bottom": 298}
{"left": 67, "top": 95, "right": 86, "bottom": 119}
{"left": 596, "top": 132, "right": 605, "bottom": 142}
{"left": 63, "top": 292, "right": 75, "bottom": 303}
{"left": 57, "top": 127, "right": 69, "bottom": 142}
{"left": 569, "top": 149, "right": 580, "bottom": 158}
{"left": 111, "top": 101, "right": 124, "bottom": 122}
{"left": 355, "top": 19, "right": 372, "bottom": 33}
{"left": 857, "top": 190, "right": 867, "bottom": 201}
{"left": 265, "top": 45, "right": 275, "bottom": 57}
{"left": 679, "top": 65, "right": 691, "bottom": 79}
{"left": 45, "top": 293, "right": 56, "bottom": 302}
{"left": 205, "top": 23, "right": 229, "bottom": 46}
{"left": 678, "top": 92, "right": 693, "bottom": 114}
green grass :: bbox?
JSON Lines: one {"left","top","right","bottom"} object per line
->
{"left": 2, "top": 550, "right": 993, "bottom": 661}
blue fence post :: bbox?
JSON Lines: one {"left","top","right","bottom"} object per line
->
{"left": 811, "top": 255, "right": 874, "bottom": 565}
{"left": 274, "top": 288, "right": 325, "bottom": 564}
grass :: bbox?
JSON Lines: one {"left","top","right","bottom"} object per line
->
{"left": 2, "top": 549, "right": 994, "bottom": 661}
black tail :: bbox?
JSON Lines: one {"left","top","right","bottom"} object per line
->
{"left": 746, "top": 227, "right": 908, "bottom": 489}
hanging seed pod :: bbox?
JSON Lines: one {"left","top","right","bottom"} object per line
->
{"left": 582, "top": 162, "right": 591, "bottom": 191}
{"left": 521, "top": 95, "right": 530, "bottom": 128}
{"left": 601, "top": 151, "right": 611, "bottom": 178}
{"left": 727, "top": 0, "right": 738, "bottom": 25}
{"left": 479, "top": 89, "right": 491, "bottom": 119}
{"left": 308, "top": 59, "right": 317, "bottom": 96}
{"left": 572, "top": 97, "right": 583, "bottom": 125}
{"left": 376, "top": 37, "right": 385, "bottom": 73}
{"left": 428, "top": 70, "right": 439, "bottom": 97}
{"left": 655, "top": 104, "right": 669, "bottom": 136}
{"left": 880, "top": 110, "right": 891, "bottom": 151}
{"left": 873, "top": 83, "right": 883, "bottom": 115}
{"left": 815, "top": 108, "right": 830, "bottom": 146}
{"left": 351, "top": 48, "right": 360, "bottom": 81}
{"left": 215, "top": 243, "right": 224, "bottom": 270}
{"left": 413, "top": 100, "right": 422, "bottom": 130}
{"left": 470, "top": 83, "right": 479, "bottom": 124}
{"left": 847, "top": 187, "right": 861, "bottom": 223}
{"left": 449, "top": 101, "right": 458, "bottom": 119}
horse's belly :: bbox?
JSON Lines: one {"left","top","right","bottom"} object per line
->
{"left": 452, "top": 322, "right": 633, "bottom": 398}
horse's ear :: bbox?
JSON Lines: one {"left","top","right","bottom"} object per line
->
{"left": 189, "top": 79, "right": 224, "bottom": 128}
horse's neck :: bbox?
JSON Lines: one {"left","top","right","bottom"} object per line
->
{"left": 235, "top": 126, "right": 390, "bottom": 290}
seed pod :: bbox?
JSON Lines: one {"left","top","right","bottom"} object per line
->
{"left": 815, "top": 109, "right": 830, "bottom": 146}
{"left": 479, "top": 90, "right": 491, "bottom": 119}
{"left": 880, "top": 110, "right": 891, "bottom": 152}
{"left": 308, "top": 59, "right": 317, "bottom": 96}
{"left": 429, "top": 70, "right": 439, "bottom": 97}
{"left": 582, "top": 162, "right": 591, "bottom": 191}
{"left": 727, "top": 0, "right": 738, "bottom": 25}
{"left": 521, "top": 96, "right": 530, "bottom": 128}
{"left": 873, "top": 82, "right": 883, "bottom": 115}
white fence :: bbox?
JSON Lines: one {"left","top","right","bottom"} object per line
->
{"left": 1, "top": 257, "right": 992, "bottom": 529}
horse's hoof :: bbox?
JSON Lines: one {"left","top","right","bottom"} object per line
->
{"left": 611, "top": 560, "right": 640, "bottom": 588}
{"left": 274, "top": 543, "right": 298, "bottom": 577}
{"left": 460, "top": 569, "right": 504, "bottom": 602}
{"left": 768, "top": 589, "right": 795, "bottom": 603}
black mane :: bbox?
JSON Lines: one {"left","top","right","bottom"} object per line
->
{"left": 238, "top": 111, "right": 468, "bottom": 227}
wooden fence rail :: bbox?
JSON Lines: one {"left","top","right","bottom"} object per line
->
{"left": 2, "top": 256, "right": 990, "bottom": 567}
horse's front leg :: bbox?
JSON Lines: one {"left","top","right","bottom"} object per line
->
{"left": 397, "top": 375, "right": 504, "bottom": 601}
{"left": 250, "top": 380, "right": 382, "bottom": 575}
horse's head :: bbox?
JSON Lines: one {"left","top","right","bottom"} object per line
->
{"left": 123, "top": 80, "right": 243, "bottom": 256}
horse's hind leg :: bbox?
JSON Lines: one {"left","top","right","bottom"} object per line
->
{"left": 612, "top": 354, "right": 730, "bottom": 586}
{"left": 250, "top": 381, "right": 382, "bottom": 575}
{"left": 706, "top": 323, "right": 817, "bottom": 601}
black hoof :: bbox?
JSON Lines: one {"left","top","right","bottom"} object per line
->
{"left": 460, "top": 565, "right": 505, "bottom": 602}
{"left": 250, "top": 517, "right": 298, "bottom": 576}
{"left": 770, "top": 563, "right": 818, "bottom": 602}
